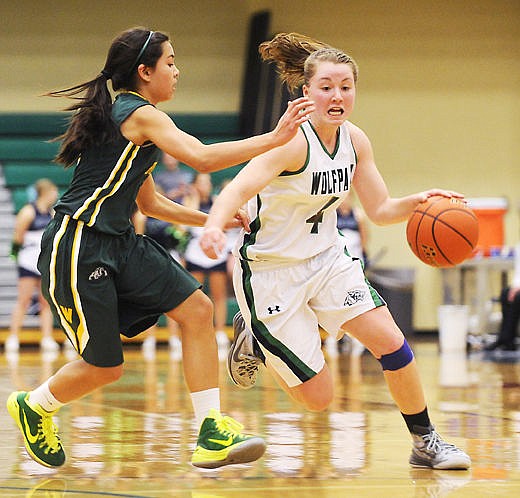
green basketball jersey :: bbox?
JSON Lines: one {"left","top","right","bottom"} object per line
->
{"left": 55, "top": 92, "right": 160, "bottom": 235}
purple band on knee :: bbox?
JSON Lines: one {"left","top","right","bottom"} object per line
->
{"left": 379, "top": 339, "right": 414, "bottom": 371}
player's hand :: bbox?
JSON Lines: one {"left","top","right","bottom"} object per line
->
{"left": 224, "top": 208, "right": 250, "bottom": 232}
{"left": 420, "top": 189, "right": 465, "bottom": 202}
{"left": 270, "top": 97, "right": 315, "bottom": 146}
{"left": 10, "top": 241, "right": 21, "bottom": 261}
{"left": 200, "top": 227, "right": 227, "bottom": 259}
{"left": 412, "top": 189, "right": 465, "bottom": 206}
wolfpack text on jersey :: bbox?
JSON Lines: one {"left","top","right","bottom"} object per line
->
{"left": 237, "top": 120, "right": 357, "bottom": 264}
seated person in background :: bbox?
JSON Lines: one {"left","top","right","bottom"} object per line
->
{"left": 485, "top": 241, "right": 520, "bottom": 351}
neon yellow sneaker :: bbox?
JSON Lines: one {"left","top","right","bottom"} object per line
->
{"left": 191, "top": 409, "right": 266, "bottom": 469}
{"left": 7, "top": 391, "right": 65, "bottom": 468}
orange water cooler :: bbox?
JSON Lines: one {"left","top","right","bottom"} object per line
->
{"left": 468, "top": 197, "right": 508, "bottom": 256}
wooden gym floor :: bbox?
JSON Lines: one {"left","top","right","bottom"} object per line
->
{"left": 0, "top": 329, "right": 519, "bottom": 497}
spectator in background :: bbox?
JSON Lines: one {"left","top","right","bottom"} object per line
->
{"left": 325, "top": 194, "right": 369, "bottom": 356}
{"left": 140, "top": 155, "right": 192, "bottom": 359}
{"left": 183, "top": 173, "right": 230, "bottom": 357}
{"left": 485, "top": 241, "right": 520, "bottom": 352}
{"left": 219, "top": 178, "right": 242, "bottom": 283}
{"left": 154, "top": 152, "right": 193, "bottom": 204}
{"left": 337, "top": 193, "right": 369, "bottom": 264}
{"left": 140, "top": 212, "right": 190, "bottom": 360}
{"left": 150, "top": 151, "right": 194, "bottom": 264}
{"left": 6, "top": 179, "right": 59, "bottom": 353}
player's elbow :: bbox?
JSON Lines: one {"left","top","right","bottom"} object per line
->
{"left": 192, "top": 160, "right": 213, "bottom": 173}
{"left": 372, "top": 218, "right": 392, "bottom": 227}
{"left": 136, "top": 197, "right": 159, "bottom": 219}
{"left": 136, "top": 201, "right": 152, "bottom": 217}
{"left": 367, "top": 207, "right": 397, "bottom": 226}
{"left": 185, "top": 151, "right": 215, "bottom": 173}
{"left": 367, "top": 211, "right": 390, "bottom": 226}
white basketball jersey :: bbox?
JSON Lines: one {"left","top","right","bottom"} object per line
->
{"left": 236, "top": 120, "right": 357, "bottom": 264}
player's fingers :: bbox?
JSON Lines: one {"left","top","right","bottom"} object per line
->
{"left": 236, "top": 210, "right": 250, "bottom": 232}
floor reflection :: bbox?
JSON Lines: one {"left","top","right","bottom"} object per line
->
{"left": 0, "top": 338, "right": 519, "bottom": 496}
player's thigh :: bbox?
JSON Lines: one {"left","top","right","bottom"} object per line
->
{"left": 288, "top": 363, "right": 334, "bottom": 410}
{"left": 50, "top": 246, "right": 123, "bottom": 366}
{"left": 118, "top": 235, "right": 201, "bottom": 313}
{"left": 75, "top": 272, "right": 124, "bottom": 366}
{"left": 233, "top": 260, "right": 325, "bottom": 388}
{"left": 312, "top": 254, "right": 385, "bottom": 338}
{"left": 38, "top": 218, "right": 123, "bottom": 366}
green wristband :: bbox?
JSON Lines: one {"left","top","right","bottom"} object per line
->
{"left": 10, "top": 241, "right": 22, "bottom": 260}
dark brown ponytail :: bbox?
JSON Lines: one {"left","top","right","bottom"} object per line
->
{"left": 47, "top": 27, "right": 169, "bottom": 167}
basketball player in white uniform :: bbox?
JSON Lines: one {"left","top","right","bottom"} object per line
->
{"left": 7, "top": 179, "right": 59, "bottom": 353}
{"left": 199, "top": 33, "right": 471, "bottom": 470}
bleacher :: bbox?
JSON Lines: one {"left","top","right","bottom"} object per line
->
{"left": 0, "top": 112, "right": 243, "bottom": 332}
{"left": 0, "top": 112, "right": 244, "bottom": 212}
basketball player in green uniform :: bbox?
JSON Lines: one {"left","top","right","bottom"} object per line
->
{"left": 6, "top": 27, "right": 313, "bottom": 470}
{"left": 200, "top": 33, "right": 471, "bottom": 470}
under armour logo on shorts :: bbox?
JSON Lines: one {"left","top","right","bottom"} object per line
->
{"left": 267, "top": 305, "right": 281, "bottom": 314}
{"left": 89, "top": 266, "right": 108, "bottom": 280}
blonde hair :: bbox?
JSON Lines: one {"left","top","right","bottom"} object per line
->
{"left": 259, "top": 32, "right": 358, "bottom": 92}
{"left": 35, "top": 178, "right": 57, "bottom": 197}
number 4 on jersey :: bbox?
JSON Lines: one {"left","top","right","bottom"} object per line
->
{"left": 305, "top": 196, "right": 339, "bottom": 234}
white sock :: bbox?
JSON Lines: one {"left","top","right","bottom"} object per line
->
{"left": 28, "top": 379, "right": 64, "bottom": 413}
{"left": 190, "top": 388, "right": 220, "bottom": 428}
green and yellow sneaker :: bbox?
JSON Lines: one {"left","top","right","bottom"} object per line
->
{"left": 191, "top": 409, "right": 266, "bottom": 469}
{"left": 7, "top": 391, "right": 65, "bottom": 468}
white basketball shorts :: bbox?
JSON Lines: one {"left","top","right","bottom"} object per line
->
{"left": 233, "top": 243, "right": 385, "bottom": 387}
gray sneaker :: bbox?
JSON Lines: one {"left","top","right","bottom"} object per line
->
{"left": 227, "top": 312, "right": 263, "bottom": 389}
{"left": 410, "top": 426, "right": 471, "bottom": 470}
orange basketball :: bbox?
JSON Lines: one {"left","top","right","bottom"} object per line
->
{"left": 406, "top": 196, "right": 479, "bottom": 267}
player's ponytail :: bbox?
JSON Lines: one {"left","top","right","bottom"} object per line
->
{"left": 47, "top": 27, "right": 168, "bottom": 167}
{"left": 46, "top": 74, "right": 114, "bottom": 167}
{"left": 259, "top": 32, "right": 358, "bottom": 93}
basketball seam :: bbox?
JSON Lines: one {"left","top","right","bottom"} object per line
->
{"left": 414, "top": 197, "right": 447, "bottom": 266}
{"left": 413, "top": 207, "right": 476, "bottom": 219}
{"left": 413, "top": 214, "right": 421, "bottom": 257}
{"left": 430, "top": 218, "right": 453, "bottom": 266}
{"left": 430, "top": 211, "right": 475, "bottom": 266}
{"left": 423, "top": 210, "right": 477, "bottom": 248}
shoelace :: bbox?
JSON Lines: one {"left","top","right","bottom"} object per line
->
{"left": 215, "top": 415, "right": 244, "bottom": 437}
{"left": 237, "top": 353, "right": 261, "bottom": 380}
{"left": 38, "top": 417, "right": 62, "bottom": 454}
{"left": 423, "top": 430, "right": 459, "bottom": 454}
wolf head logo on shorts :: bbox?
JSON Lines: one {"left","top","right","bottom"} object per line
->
{"left": 344, "top": 289, "right": 366, "bottom": 306}
{"left": 89, "top": 266, "right": 108, "bottom": 280}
